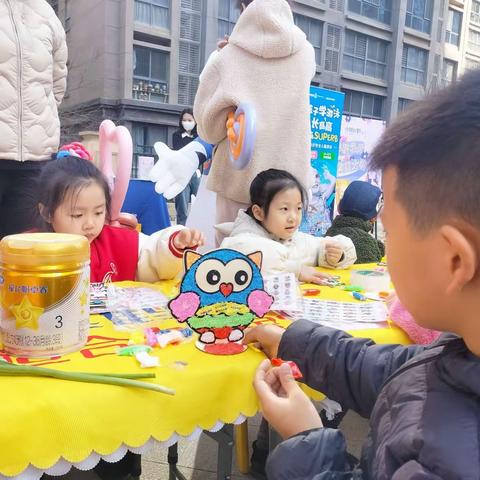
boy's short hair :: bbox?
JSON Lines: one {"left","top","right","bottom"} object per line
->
{"left": 370, "top": 69, "right": 480, "bottom": 232}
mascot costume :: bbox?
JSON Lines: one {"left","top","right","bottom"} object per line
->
{"left": 149, "top": 0, "right": 316, "bottom": 247}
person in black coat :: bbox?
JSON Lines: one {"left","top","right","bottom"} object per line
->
{"left": 325, "top": 181, "right": 385, "bottom": 263}
{"left": 172, "top": 108, "right": 201, "bottom": 225}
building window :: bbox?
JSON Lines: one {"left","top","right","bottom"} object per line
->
{"left": 343, "top": 31, "right": 388, "bottom": 80}
{"left": 294, "top": 15, "right": 323, "bottom": 65}
{"left": 134, "top": 0, "right": 170, "bottom": 29}
{"left": 133, "top": 46, "right": 169, "bottom": 102}
{"left": 468, "top": 29, "right": 480, "bottom": 53}
{"left": 132, "top": 123, "right": 167, "bottom": 178}
{"left": 325, "top": 24, "right": 342, "bottom": 72}
{"left": 398, "top": 98, "right": 414, "bottom": 113}
{"left": 178, "top": 0, "right": 204, "bottom": 106}
{"left": 347, "top": 0, "right": 391, "bottom": 25}
{"left": 472, "top": 1, "right": 480, "bottom": 25}
{"left": 445, "top": 9, "right": 462, "bottom": 46}
{"left": 342, "top": 89, "right": 384, "bottom": 119}
{"left": 218, "top": 0, "right": 241, "bottom": 39}
{"left": 401, "top": 44, "right": 427, "bottom": 86}
{"left": 441, "top": 59, "right": 457, "bottom": 86}
{"left": 405, "top": 0, "right": 433, "bottom": 34}
{"left": 329, "top": 0, "right": 345, "bottom": 12}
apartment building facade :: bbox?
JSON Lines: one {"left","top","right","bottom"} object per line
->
{"left": 50, "top": 0, "right": 479, "bottom": 175}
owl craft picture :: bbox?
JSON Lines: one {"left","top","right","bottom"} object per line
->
{"left": 168, "top": 249, "right": 274, "bottom": 355}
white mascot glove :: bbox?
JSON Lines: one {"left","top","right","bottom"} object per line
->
{"left": 149, "top": 141, "right": 207, "bottom": 199}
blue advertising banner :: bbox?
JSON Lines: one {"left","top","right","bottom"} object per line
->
{"left": 301, "top": 86, "right": 344, "bottom": 236}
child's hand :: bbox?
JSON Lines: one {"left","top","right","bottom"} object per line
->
{"left": 243, "top": 325, "right": 285, "bottom": 359}
{"left": 325, "top": 241, "right": 344, "bottom": 266}
{"left": 299, "top": 265, "right": 332, "bottom": 285}
{"left": 254, "top": 360, "right": 323, "bottom": 439}
{"left": 173, "top": 229, "right": 205, "bottom": 250}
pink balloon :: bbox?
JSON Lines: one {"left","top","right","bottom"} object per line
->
{"left": 99, "top": 120, "right": 133, "bottom": 225}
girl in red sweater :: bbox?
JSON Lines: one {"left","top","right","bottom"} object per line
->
{"left": 36, "top": 155, "right": 204, "bottom": 283}
{"left": 35, "top": 155, "right": 203, "bottom": 479}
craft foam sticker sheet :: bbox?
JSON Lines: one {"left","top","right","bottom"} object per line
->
{"left": 263, "top": 272, "right": 303, "bottom": 314}
{"left": 291, "top": 298, "right": 388, "bottom": 330}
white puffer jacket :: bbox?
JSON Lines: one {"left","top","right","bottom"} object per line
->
{"left": 0, "top": 0, "right": 68, "bottom": 162}
{"left": 219, "top": 210, "right": 357, "bottom": 276}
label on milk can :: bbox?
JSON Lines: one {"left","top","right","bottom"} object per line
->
{"left": 0, "top": 267, "right": 90, "bottom": 357}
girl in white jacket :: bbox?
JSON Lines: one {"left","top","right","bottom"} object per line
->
{"left": 220, "top": 169, "right": 357, "bottom": 284}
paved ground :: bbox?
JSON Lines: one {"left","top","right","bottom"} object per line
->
{"left": 61, "top": 410, "right": 368, "bottom": 479}
{"left": 142, "top": 410, "right": 368, "bottom": 479}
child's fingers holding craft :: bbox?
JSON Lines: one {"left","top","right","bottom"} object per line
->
{"left": 254, "top": 360, "right": 323, "bottom": 439}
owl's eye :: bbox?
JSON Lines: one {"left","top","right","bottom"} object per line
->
{"left": 206, "top": 270, "right": 221, "bottom": 285}
{"left": 224, "top": 259, "right": 253, "bottom": 292}
{"left": 195, "top": 259, "right": 225, "bottom": 293}
{"left": 235, "top": 270, "right": 249, "bottom": 286}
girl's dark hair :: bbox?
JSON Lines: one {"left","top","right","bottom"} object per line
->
{"left": 247, "top": 168, "right": 308, "bottom": 218}
{"left": 177, "top": 107, "right": 198, "bottom": 136}
{"left": 36, "top": 155, "right": 111, "bottom": 231}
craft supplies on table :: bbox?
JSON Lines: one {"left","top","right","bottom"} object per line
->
{"left": 350, "top": 269, "right": 391, "bottom": 292}
{"left": 90, "top": 282, "right": 109, "bottom": 314}
{"left": 0, "top": 272, "right": 411, "bottom": 480}
{"left": 110, "top": 306, "right": 173, "bottom": 328}
{"left": 290, "top": 298, "right": 389, "bottom": 330}
{"left": 106, "top": 284, "right": 169, "bottom": 311}
{"left": 90, "top": 283, "right": 172, "bottom": 329}
{"left": 263, "top": 272, "right": 303, "bottom": 314}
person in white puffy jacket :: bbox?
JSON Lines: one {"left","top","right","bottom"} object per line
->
{"left": 219, "top": 169, "right": 357, "bottom": 284}
{"left": 0, "top": 0, "right": 68, "bottom": 238}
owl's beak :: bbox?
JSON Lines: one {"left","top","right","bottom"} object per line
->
{"left": 220, "top": 283, "right": 233, "bottom": 297}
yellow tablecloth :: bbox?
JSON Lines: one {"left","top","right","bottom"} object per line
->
{"left": 0, "top": 265, "right": 410, "bottom": 477}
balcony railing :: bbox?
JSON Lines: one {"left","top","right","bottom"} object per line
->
{"left": 132, "top": 78, "right": 168, "bottom": 103}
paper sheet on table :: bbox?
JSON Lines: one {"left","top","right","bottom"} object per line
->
{"left": 290, "top": 298, "right": 388, "bottom": 329}
{"left": 263, "top": 272, "right": 303, "bottom": 314}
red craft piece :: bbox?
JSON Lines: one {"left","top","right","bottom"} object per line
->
{"left": 204, "top": 342, "right": 247, "bottom": 355}
{"left": 271, "top": 358, "right": 303, "bottom": 379}
{"left": 303, "top": 288, "right": 321, "bottom": 297}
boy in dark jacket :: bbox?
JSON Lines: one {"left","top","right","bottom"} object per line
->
{"left": 326, "top": 181, "right": 384, "bottom": 263}
{"left": 244, "top": 69, "right": 480, "bottom": 479}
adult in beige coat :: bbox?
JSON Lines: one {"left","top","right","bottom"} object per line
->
{"left": 193, "top": 0, "right": 315, "bottom": 235}
{"left": 0, "top": 0, "right": 67, "bottom": 238}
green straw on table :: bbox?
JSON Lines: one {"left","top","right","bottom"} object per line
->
{"left": 0, "top": 362, "right": 175, "bottom": 395}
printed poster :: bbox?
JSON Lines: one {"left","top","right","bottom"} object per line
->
{"left": 301, "top": 86, "right": 344, "bottom": 236}
{"left": 334, "top": 116, "right": 386, "bottom": 215}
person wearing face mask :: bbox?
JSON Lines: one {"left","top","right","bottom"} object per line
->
{"left": 325, "top": 181, "right": 385, "bottom": 263}
{"left": 172, "top": 108, "right": 201, "bottom": 225}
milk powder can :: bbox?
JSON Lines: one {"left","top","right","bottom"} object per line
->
{"left": 0, "top": 233, "right": 90, "bottom": 357}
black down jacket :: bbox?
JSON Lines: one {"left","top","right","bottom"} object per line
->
{"left": 266, "top": 320, "right": 479, "bottom": 479}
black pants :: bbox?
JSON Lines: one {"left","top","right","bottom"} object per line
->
{"left": 0, "top": 160, "right": 51, "bottom": 238}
